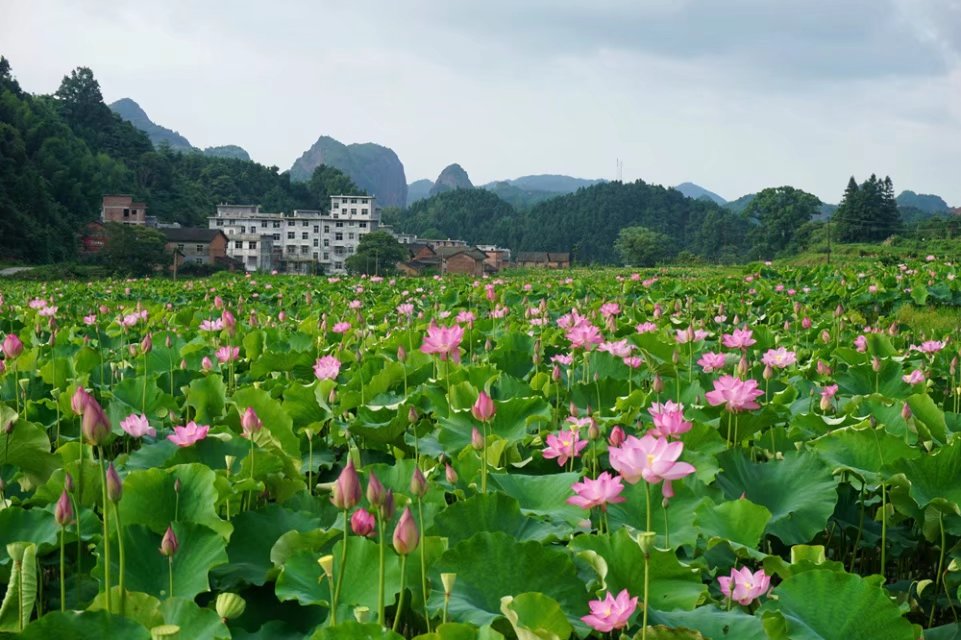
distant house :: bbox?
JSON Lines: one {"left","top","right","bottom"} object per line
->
{"left": 161, "top": 228, "right": 230, "bottom": 268}
{"left": 514, "top": 251, "right": 572, "bottom": 269}
{"left": 102, "top": 194, "right": 148, "bottom": 225}
{"left": 81, "top": 221, "right": 108, "bottom": 254}
{"left": 436, "top": 246, "right": 489, "bottom": 276}
{"left": 477, "top": 244, "right": 511, "bottom": 271}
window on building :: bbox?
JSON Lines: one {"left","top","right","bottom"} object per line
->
{"left": 301, "top": 246, "right": 309, "bottom": 254}
{"left": 286, "top": 245, "right": 295, "bottom": 253}
{"left": 323, "top": 239, "right": 329, "bottom": 247}
{"left": 360, "top": 208, "right": 367, "bottom": 214}
{"left": 272, "top": 221, "right": 281, "bottom": 228}
{"left": 359, "top": 222, "right": 367, "bottom": 228}
{"left": 350, "top": 208, "right": 357, "bottom": 214}
{"left": 335, "top": 232, "right": 343, "bottom": 241}
{"left": 302, "top": 221, "right": 308, "bottom": 227}
{"left": 272, "top": 233, "right": 280, "bottom": 241}
{"left": 249, "top": 241, "right": 257, "bottom": 249}
{"left": 351, "top": 198, "right": 357, "bottom": 204}
{"left": 333, "top": 202, "right": 339, "bottom": 209}
{"left": 196, "top": 244, "right": 204, "bottom": 253}
{"left": 323, "top": 225, "right": 330, "bottom": 233}
{"left": 261, "top": 222, "right": 268, "bottom": 228}
{"left": 334, "top": 262, "right": 343, "bottom": 270}
{"left": 234, "top": 241, "right": 243, "bottom": 249}
{"left": 333, "top": 213, "right": 339, "bottom": 219}
{"left": 336, "top": 222, "right": 343, "bottom": 228}
{"left": 313, "top": 225, "right": 319, "bottom": 233}
{"left": 123, "top": 208, "right": 130, "bottom": 217}
{"left": 177, "top": 244, "right": 185, "bottom": 251}
{"left": 323, "top": 252, "right": 329, "bottom": 260}
{"left": 287, "top": 232, "right": 295, "bottom": 239}
{"left": 313, "top": 252, "right": 318, "bottom": 259}
{"left": 347, "top": 246, "right": 354, "bottom": 255}
{"left": 301, "top": 232, "right": 308, "bottom": 240}
{"left": 239, "top": 226, "right": 245, "bottom": 233}
{"left": 348, "top": 233, "right": 354, "bottom": 240}
{"left": 313, "top": 239, "right": 319, "bottom": 247}
{"left": 216, "top": 220, "right": 224, "bottom": 226}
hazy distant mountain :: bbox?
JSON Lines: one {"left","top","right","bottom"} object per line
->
{"left": 482, "top": 181, "right": 560, "bottom": 210}
{"left": 109, "top": 98, "right": 193, "bottom": 152}
{"left": 725, "top": 193, "right": 755, "bottom": 213}
{"left": 407, "top": 179, "right": 434, "bottom": 206}
{"left": 203, "top": 145, "right": 250, "bottom": 161}
{"left": 674, "top": 182, "right": 727, "bottom": 205}
{"left": 429, "top": 163, "right": 474, "bottom": 196}
{"left": 896, "top": 190, "right": 950, "bottom": 214}
{"left": 109, "top": 98, "right": 252, "bottom": 161}
{"left": 290, "top": 135, "right": 407, "bottom": 207}
{"left": 505, "top": 175, "right": 604, "bottom": 193}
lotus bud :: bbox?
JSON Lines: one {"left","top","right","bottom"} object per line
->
{"left": 81, "top": 399, "right": 111, "bottom": 446}
{"left": 350, "top": 508, "right": 376, "bottom": 537}
{"left": 652, "top": 374, "right": 664, "bottom": 393}
{"left": 222, "top": 311, "right": 236, "bottom": 336}
{"left": 382, "top": 489, "right": 396, "bottom": 520}
{"left": 733, "top": 314, "right": 740, "bottom": 325}
{"left": 407, "top": 406, "right": 419, "bottom": 424}
{"left": 159, "top": 525, "right": 179, "bottom": 557}
{"left": 366, "top": 471, "right": 386, "bottom": 507}
{"left": 141, "top": 333, "right": 153, "bottom": 354}
{"left": 328, "top": 388, "right": 337, "bottom": 405}
{"left": 793, "top": 302, "right": 802, "bottom": 314}
{"left": 736, "top": 356, "right": 749, "bottom": 378}
{"left": 588, "top": 420, "right": 600, "bottom": 441}
{"left": 106, "top": 463, "right": 123, "bottom": 503}
{"left": 552, "top": 365, "right": 560, "bottom": 381}
{"left": 901, "top": 403, "right": 912, "bottom": 420}
{"left": 64, "top": 472, "right": 74, "bottom": 493}
{"left": 241, "top": 407, "right": 262, "bottom": 438}
{"left": 165, "top": 335, "right": 172, "bottom": 348}
{"left": 819, "top": 394, "right": 832, "bottom": 413}
{"left": 410, "top": 467, "right": 428, "bottom": 498}
{"left": 470, "top": 427, "right": 484, "bottom": 451}
{"left": 820, "top": 330, "right": 831, "bottom": 344}
{"left": 201, "top": 357, "right": 213, "bottom": 372}
{"left": 653, "top": 304, "right": 663, "bottom": 319}
{"left": 802, "top": 317, "right": 812, "bottom": 329}
{"left": 332, "top": 459, "right": 362, "bottom": 510}
{"left": 672, "top": 349, "right": 680, "bottom": 364}
{"left": 951, "top": 357, "right": 958, "bottom": 377}
{"left": 179, "top": 359, "right": 187, "bottom": 369}
{"left": 318, "top": 555, "right": 334, "bottom": 579}
{"left": 783, "top": 321, "right": 791, "bottom": 332}
{"left": 569, "top": 402, "right": 578, "bottom": 417}
{"left": 1, "top": 334, "right": 23, "bottom": 359}
{"left": 215, "top": 593, "right": 246, "bottom": 621}
{"left": 71, "top": 386, "right": 92, "bottom": 415}
{"left": 445, "top": 463, "right": 458, "bottom": 484}
{"left": 278, "top": 311, "right": 287, "bottom": 323}
{"left": 397, "top": 345, "right": 407, "bottom": 362}
{"left": 214, "top": 296, "right": 224, "bottom": 310}
{"left": 471, "top": 391, "right": 495, "bottom": 422}
{"left": 817, "top": 360, "right": 831, "bottom": 376}
{"left": 609, "top": 425, "right": 626, "bottom": 447}
{"left": 392, "top": 506, "right": 420, "bottom": 555}
{"left": 871, "top": 357, "right": 881, "bottom": 373}
{"left": 441, "top": 572, "right": 457, "bottom": 595}
{"left": 55, "top": 490, "right": 74, "bottom": 526}
{"left": 0, "top": 360, "right": 4, "bottom": 374}
{"left": 835, "top": 304, "right": 844, "bottom": 318}
{"left": 354, "top": 606, "right": 372, "bottom": 624}
{"left": 762, "top": 364, "right": 773, "bottom": 381}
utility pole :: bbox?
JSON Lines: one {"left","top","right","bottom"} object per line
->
{"left": 826, "top": 220, "right": 831, "bottom": 265}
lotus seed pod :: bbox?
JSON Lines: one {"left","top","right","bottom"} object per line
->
{"left": 441, "top": 572, "right": 457, "bottom": 595}
{"left": 215, "top": 593, "right": 247, "bottom": 621}
{"left": 354, "top": 606, "right": 372, "bottom": 624}
{"left": 318, "top": 555, "right": 334, "bottom": 579}
{"left": 150, "top": 624, "right": 181, "bottom": 640}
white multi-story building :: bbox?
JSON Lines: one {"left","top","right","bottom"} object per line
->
{"left": 208, "top": 196, "right": 379, "bottom": 274}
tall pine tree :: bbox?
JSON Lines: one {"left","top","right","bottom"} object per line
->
{"left": 833, "top": 174, "right": 902, "bottom": 243}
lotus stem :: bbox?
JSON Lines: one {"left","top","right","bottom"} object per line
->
{"left": 880, "top": 481, "right": 887, "bottom": 580}
{"left": 641, "top": 545, "right": 650, "bottom": 640}
{"left": 392, "top": 554, "right": 408, "bottom": 633}
{"left": 331, "top": 509, "right": 349, "bottom": 625}
{"left": 929, "top": 511, "right": 945, "bottom": 628}
{"left": 168, "top": 555, "right": 174, "bottom": 599}
{"left": 114, "top": 504, "right": 126, "bottom": 616}
{"left": 98, "top": 448, "right": 112, "bottom": 613}
{"left": 377, "top": 517, "right": 386, "bottom": 626}
{"left": 481, "top": 422, "right": 488, "bottom": 494}
{"left": 59, "top": 526, "right": 66, "bottom": 612}
{"left": 417, "top": 496, "right": 430, "bottom": 632}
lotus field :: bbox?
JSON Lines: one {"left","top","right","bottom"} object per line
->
{"left": 2, "top": 262, "right": 961, "bottom": 640}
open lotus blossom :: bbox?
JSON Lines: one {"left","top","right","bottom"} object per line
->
{"left": 566, "top": 323, "right": 603, "bottom": 350}
{"left": 648, "top": 401, "right": 692, "bottom": 438}
{"left": 600, "top": 302, "right": 620, "bottom": 318}
{"left": 635, "top": 322, "right": 658, "bottom": 334}
{"left": 542, "top": 429, "right": 589, "bottom": 467}
{"left": 819, "top": 384, "right": 839, "bottom": 411}
{"left": 911, "top": 340, "right": 947, "bottom": 354}
{"left": 698, "top": 352, "right": 727, "bottom": 373}
{"left": 567, "top": 472, "right": 625, "bottom": 510}
{"left": 557, "top": 309, "right": 589, "bottom": 330}
{"left": 609, "top": 434, "right": 696, "bottom": 498}
{"left": 902, "top": 369, "right": 925, "bottom": 385}
{"left": 705, "top": 375, "right": 764, "bottom": 412}
{"left": 313, "top": 355, "right": 342, "bottom": 380}
{"left": 675, "top": 326, "right": 710, "bottom": 344}
{"left": 719, "top": 567, "right": 771, "bottom": 606}
{"left": 216, "top": 346, "right": 239, "bottom": 363}
{"left": 761, "top": 347, "right": 797, "bottom": 369}
{"left": 598, "top": 339, "right": 634, "bottom": 358}
{"left": 551, "top": 353, "right": 574, "bottom": 366}
{"left": 854, "top": 335, "right": 868, "bottom": 352}
{"left": 420, "top": 322, "right": 464, "bottom": 362}
{"left": 623, "top": 355, "right": 644, "bottom": 368}
{"left": 396, "top": 303, "right": 414, "bottom": 316}
{"left": 120, "top": 413, "right": 156, "bottom": 438}
{"left": 456, "top": 310, "right": 476, "bottom": 326}
{"left": 200, "top": 318, "right": 223, "bottom": 332}
{"left": 722, "top": 328, "right": 756, "bottom": 350}
{"left": 581, "top": 589, "right": 638, "bottom": 633}
{"left": 168, "top": 421, "right": 210, "bottom": 447}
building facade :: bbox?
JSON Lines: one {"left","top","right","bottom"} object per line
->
{"left": 208, "top": 196, "right": 379, "bottom": 274}
{"left": 161, "top": 228, "right": 230, "bottom": 266}
{"left": 102, "top": 195, "right": 148, "bottom": 225}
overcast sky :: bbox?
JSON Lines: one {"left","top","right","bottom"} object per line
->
{"left": 2, "top": 0, "right": 960, "bottom": 204}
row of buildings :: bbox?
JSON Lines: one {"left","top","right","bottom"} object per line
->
{"left": 88, "top": 194, "right": 570, "bottom": 275}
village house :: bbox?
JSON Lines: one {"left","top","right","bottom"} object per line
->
{"left": 161, "top": 228, "right": 230, "bottom": 268}
{"left": 514, "top": 251, "right": 572, "bottom": 269}
{"left": 101, "top": 194, "right": 147, "bottom": 225}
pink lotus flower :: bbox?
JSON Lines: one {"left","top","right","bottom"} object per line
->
{"left": 241, "top": 407, "right": 263, "bottom": 438}
{"left": 120, "top": 413, "right": 156, "bottom": 438}
{"left": 168, "top": 421, "right": 210, "bottom": 447}
{"left": 648, "top": 401, "right": 692, "bottom": 438}
{"left": 471, "top": 391, "right": 496, "bottom": 422}
{"left": 761, "top": 347, "right": 797, "bottom": 369}
{"left": 598, "top": 339, "right": 633, "bottom": 358}
{"left": 83, "top": 315, "right": 97, "bottom": 326}
{"left": 581, "top": 589, "right": 638, "bottom": 633}
{"left": 542, "top": 430, "right": 589, "bottom": 466}
{"left": 719, "top": 567, "right": 771, "bottom": 605}
{"left": 854, "top": 335, "right": 867, "bottom": 352}
{"left": 902, "top": 369, "right": 925, "bottom": 385}
{"left": 420, "top": 323, "right": 464, "bottom": 363}
{"left": 456, "top": 310, "right": 476, "bottom": 326}
{"left": 332, "top": 321, "right": 351, "bottom": 334}
{"left": 567, "top": 472, "right": 625, "bottom": 510}
{"left": 200, "top": 318, "right": 223, "bottom": 332}
{"left": 609, "top": 434, "right": 696, "bottom": 496}
{"left": 623, "top": 356, "right": 644, "bottom": 369}
{"left": 608, "top": 425, "right": 626, "bottom": 447}
{"left": 1, "top": 334, "right": 23, "bottom": 359}
{"left": 600, "top": 302, "right": 620, "bottom": 318}
{"left": 635, "top": 322, "right": 657, "bottom": 334}
{"left": 392, "top": 505, "right": 420, "bottom": 555}
{"left": 397, "top": 303, "right": 414, "bottom": 317}
{"left": 722, "top": 328, "right": 756, "bottom": 350}
{"left": 313, "top": 355, "right": 342, "bottom": 380}
{"left": 566, "top": 323, "right": 603, "bottom": 350}
{"left": 551, "top": 353, "right": 574, "bottom": 366}
{"left": 216, "top": 346, "right": 239, "bottom": 364}
{"left": 911, "top": 340, "right": 946, "bottom": 354}
{"left": 819, "top": 384, "right": 839, "bottom": 412}
{"left": 705, "top": 375, "right": 764, "bottom": 412}
{"left": 698, "top": 352, "right": 726, "bottom": 373}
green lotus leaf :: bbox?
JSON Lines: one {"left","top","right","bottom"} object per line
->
{"left": 429, "top": 532, "right": 587, "bottom": 631}
{"left": 715, "top": 450, "right": 837, "bottom": 544}
{"left": 0, "top": 542, "right": 37, "bottom": 632}
{"left": 694, "top": 498, "right": 772, "bottom": 551}
{"left": 216, "top": 504, "right": 322, "bottom": 587}
{"left": 811, "top": 426, "right": 919, "bottom": 480}
{"left": 233, "top": 386, "right": 301, "bottom": 460}
{"left": 490, "top": 472, "right": 584, "bottom": 525}
{"left": 413, "top": 622, "right": 505, "bottom": 640}
{"left": 185, "top": 374, "right": 227, "bottom": 424}
{"left": 499, "top": 592, "right": 572, "bottom": 640}
{"left": 18, "top": 610, "right": 150, "bottom": 639}
{"left": 649, "top": 605, "right": 766, "bottom": 640}
{"left": 95, "top": 522, "right": 228, "bottom": 600}
{"left": 87, "top": 588, "right": 164, "bottom": 628}
{"left": 0, "top": 419, "right": 60, "bottom": 485}
{"left": 160, "top": 596, "right": 231, "bottom": 640}
{"left": 0, "top": 508, "right": 59, "bottom": 565}
{"left": 310, "top": 621, "right": 404, "bottom": 640}
{"left": 906, "top": 394, "right": 949, "bottom": 445}
{"left": 430, "top": 492, "right": 566, "bottom": 545}
{"left": 569, "top": 529, "right": 706, "bottom": 612}
{"left": 606, "top": 481, "right": 708, "bottom": 550}
{"left": 891, "top": 438, "right": 961, "bottom": 514}
{"left": 119, "top": 463, "right": 231, "bottom": 538}
{"left": 759, "top": 570, "right": 920, "bottom": 639}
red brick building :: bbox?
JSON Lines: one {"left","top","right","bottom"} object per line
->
{"left": 102, "top": 195, "right": 147, "bottom": 225}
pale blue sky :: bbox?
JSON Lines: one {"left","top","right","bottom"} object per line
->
{"left": 2, "top": 0, "right": 959, "bottom": 204}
